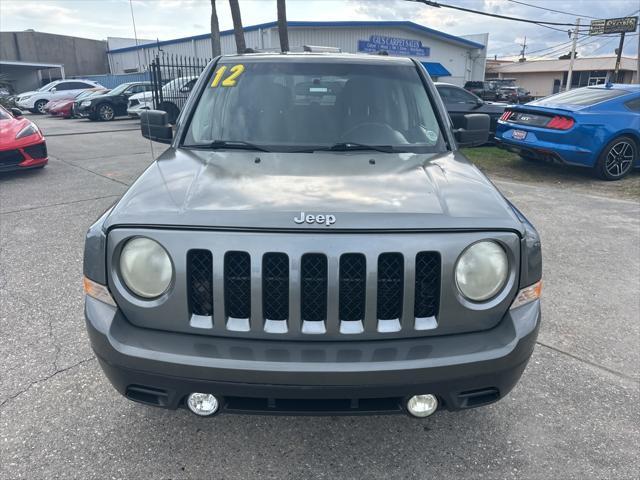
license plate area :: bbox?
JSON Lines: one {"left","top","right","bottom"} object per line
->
{"left": 512, "top": 130, "right": 527, "bottom": 140}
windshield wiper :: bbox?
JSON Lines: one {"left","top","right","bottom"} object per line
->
{"left": 186, "top": 140, "right": 271, "bottom": 152}
{"left": 297, "top": 142, "right": 406, "bottom": 153}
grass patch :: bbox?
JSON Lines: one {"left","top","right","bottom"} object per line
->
{"left": 462, "top": 146, "right": 639, "bottom": 201}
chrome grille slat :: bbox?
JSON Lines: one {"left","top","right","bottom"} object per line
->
{"left": 185, "top": 247, "right": 444, "bottom": 339}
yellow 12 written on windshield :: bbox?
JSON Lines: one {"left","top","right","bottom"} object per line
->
{"left": 210, "top": 64, "right": 245, "bottom": 87}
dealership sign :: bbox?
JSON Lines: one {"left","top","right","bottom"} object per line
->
{"left": 357, "top": 35, "right": 430, "bottom": 56}
{"left": 589, "top": 16, "right": 638, "bottom": 35}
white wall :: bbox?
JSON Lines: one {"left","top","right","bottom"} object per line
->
{"left": 108, "top": 25, "right": 487, "bottom": 86}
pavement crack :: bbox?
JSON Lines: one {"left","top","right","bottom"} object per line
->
{"left": 0, "top": 357, "right": 95, "bottom": 410}
{"left": 535, "top": 340, "right": 637, "bottom": 382}
{"left": 49, "top": 154, "right": 132, "bottom": 187}
{"left": 0, "top": 194, "right": 120, "bottom": 215}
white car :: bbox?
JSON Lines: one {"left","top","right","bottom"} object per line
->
{"left": 127, "top": 76, "right": 198, "bottom": 122}
{"left": 16, "top": 79, "right": 104, "bottom": 114}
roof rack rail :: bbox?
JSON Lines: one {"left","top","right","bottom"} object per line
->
{"left": 302, "top": 45, "right": 342, "bottom": 53}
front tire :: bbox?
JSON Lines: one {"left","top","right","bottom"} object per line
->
{"left": 97, "top": 103, "right": 115, "bottom": 121}
{"left": 34, "top": 100, "right": 47, "bottom": 114}
{"left": 595, "top": 136, "right": 637, "bottom": 180}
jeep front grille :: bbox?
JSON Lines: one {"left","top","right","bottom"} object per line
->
{"left": 187, "top": 250, "right": 441, "bottom": 338}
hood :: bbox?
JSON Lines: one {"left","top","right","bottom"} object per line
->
{"left": 104, "top": 149, "right": 522, "bottom": 232}
{"left": 17, "top": 90, "right": 38, "bottom": 98}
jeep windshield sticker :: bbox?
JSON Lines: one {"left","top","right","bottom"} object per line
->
{"left": 210, "top": 64, "right": 245, "bottom": 88}
{"left": 426, "top": 130, "right": 438, "bottom": 143}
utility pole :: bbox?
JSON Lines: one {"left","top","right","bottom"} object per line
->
{"left": 566, "top": 18, "right": 580, "bottom": 91}
{"left": 519, "top": 36, "right": 527, "bottom": 62}
{"left": 613, "top": 32, "right": 625, "bottom": 83}
{"left": 636, "top": 31, "right": 639, "bottom": 84}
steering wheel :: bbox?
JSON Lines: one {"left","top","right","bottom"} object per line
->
{"left": 340, "top": 122, "right": 407, "bottom": 144}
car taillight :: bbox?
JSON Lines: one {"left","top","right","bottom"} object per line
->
{"left": 500, "top": 110, "right": 513, "bottom": 121}
{"left": 546, "top": 115, "right": 574, "bottom": 130}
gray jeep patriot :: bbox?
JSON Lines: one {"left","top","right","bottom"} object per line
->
{"left": 83, "top": 53, "right": 542, "bottom": 418}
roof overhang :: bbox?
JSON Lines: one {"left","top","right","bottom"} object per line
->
{"left": 0, "top": 60, "right": 64, "bottom": 69}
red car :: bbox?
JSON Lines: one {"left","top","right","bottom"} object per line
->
{"left": 0, "top": 106, "right": 48, "bottom": 172}
{"left": 48, "top": 98, "right": 75, "bottom": 118}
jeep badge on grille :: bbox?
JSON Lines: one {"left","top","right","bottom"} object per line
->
{"left": 294, "top": 212, "right": 336, "bottom": 226}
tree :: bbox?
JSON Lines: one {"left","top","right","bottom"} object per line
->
{"left": 277, "top": 0, "right": 289, "bottom": 52}
{"left": 559, "top": 52, "right": 577, "bottom": 60}
{"left": 210, "top": 0, "right": 221, "bottom": 57}
{"left": 229, "top": 0, "right": 246, "bottom": 53}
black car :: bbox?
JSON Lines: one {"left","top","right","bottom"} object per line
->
{"left": 498, "top": 86, "right": 533, "bottom": 104}
{"left": 436, "top": 82, "right": 507, "bottom": 142}
{"left": 78, "top": 82, "right": 153, "bottom": 121}
{"left": 464, "top": 80, "right": 500, "bottom": 101}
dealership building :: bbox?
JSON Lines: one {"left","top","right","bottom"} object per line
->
{"left": 107, "top": 21, "right": 488, "bottom": 86}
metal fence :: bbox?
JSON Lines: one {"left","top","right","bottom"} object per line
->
{"left": 150, "top": 54, "right": 210, "bottom": 122}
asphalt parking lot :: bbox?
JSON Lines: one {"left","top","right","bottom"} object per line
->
{"left": 1, "top": 114, "right": 638, "bottom": 479}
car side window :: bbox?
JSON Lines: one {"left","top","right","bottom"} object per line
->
{"left": 127, "top": 85, "right": 147, "bottom": 94}
{"left": 58, "top": 82, "right": 92, "bottom": 90}
{"left": 625, "top": 97, "right": 640, "bottom": 112}
{"left": 448, "top": 87, "right": 477, "bottom": 104}
{"left": 437, "top": 87, "right": 451, "bottom": 102}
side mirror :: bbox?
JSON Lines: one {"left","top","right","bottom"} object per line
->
{"left": 50, "top": 87, "right": 57, "bottom": 93}
{"left": 454, "top": 113, "right": 490, "bottom": 148}
{"left": 10, "top": 107, "right": 23, "bottom": 118}
{"left": 473, "top": 97, "right": 484, "bottom": 108}
{"left": 140, "top": 110, "right": 173, "bottom": 144}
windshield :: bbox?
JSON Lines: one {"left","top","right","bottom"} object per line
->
{"left": 38, "top": 81, "right": 58, "bottom": 92}
{"left": 534, "top": 87, "right": 626, "bottom": 106}
{"left": 184, "top": 60, "right": 446, "bottom": 153}
{"left": 108, "top": 83, "right": 130, "bottom": 95}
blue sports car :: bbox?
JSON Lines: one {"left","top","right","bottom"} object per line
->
{"left": 496, "top": 84, "right": 639, "bottom": 180}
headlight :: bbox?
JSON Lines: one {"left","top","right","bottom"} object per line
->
{"left": 119, "top": 237, "right": 173, "bottom": 298}
{"left": 19, "top": 95, "right": 32, "bottom": 101}
{"left": 16, "top": 123, "right": 39, "bottom": 139}
{"left": 81, "top": 100, "right": 91, "bottom": 106}
{"left": 455, "top": 241, "right": 508, "bottom": 302}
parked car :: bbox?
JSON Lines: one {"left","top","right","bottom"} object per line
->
{"left": 127, "top": 76, "right": 198, "bottom": 123}
{"left": 499, "top": 87, "right": 533, "bottom": 104}
{"left": 77, "top": 82, "right": 153, "bottom": 121}
{"left": 83, "top": 53, "right": 542, "bottom": 419}
{"left": 0, "top": 105, "right": 48, "bottom": 172}
{"left": 464, "top": 80, "right": 500, "bottom": 101}
{"left": 71, "top": 88, "right": 110, "bottom": 118}
{"left": 15, "top": 79, "right": 103, "bottom": 114}
{"left": 43, "top": 94, "right": 77, "bottom": 115}
{"left": 47, "top": 88, "right": 109, "bottom": 119}
{"left": 496, "top": 84, "right": 640, "bottom": 180}
{"left": 435, "top": 82, "right": 507, "bottom": 141}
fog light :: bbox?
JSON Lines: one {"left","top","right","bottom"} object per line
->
{"left": 187, "top": 393, "right": 219, "bottom": 416}
{"left": 406, "top": 394, "right": 438, "bottom": 418}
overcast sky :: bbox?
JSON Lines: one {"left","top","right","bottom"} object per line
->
{"left": 1, "top": 0, "right": 638, "bottom": 59}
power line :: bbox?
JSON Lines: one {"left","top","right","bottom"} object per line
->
{"left": 407, "top": 0, "right": 577, "bottom": 26}
{"left": 506, "top": 0, "right": 597, "bottom": 19}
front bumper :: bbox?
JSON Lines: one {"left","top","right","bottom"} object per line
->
{"left": 17, "top": 97, "right": 36, "bottom": 109}
{"left": 86, "top": 296, "right": 540, "bottom": 415}
{"left": 0, "top": 142, "right": 48, "bottom": 173}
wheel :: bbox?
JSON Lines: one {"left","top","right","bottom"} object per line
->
{"left": 34, "top": 100, "right": 47, "bottom": 114}
{"left": 595, "top": 136, "right": 637, "bottom": 180}
{"left": 97, "top": 103, "right": 115, "bottom": 121}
